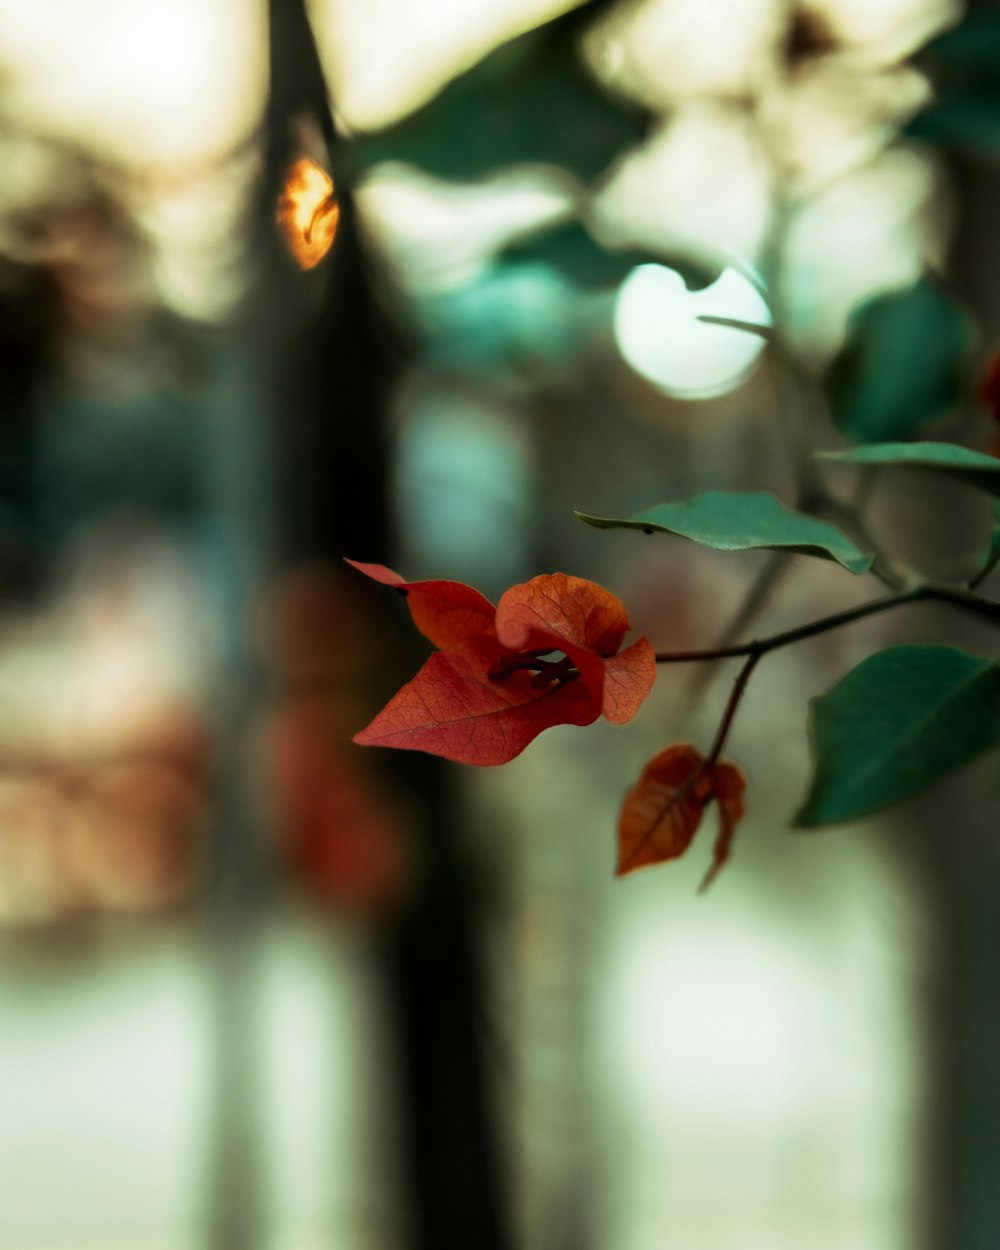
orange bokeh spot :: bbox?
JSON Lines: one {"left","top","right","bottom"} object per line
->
{"left": 277, "top": 157, "right": 339, "bottom": 270}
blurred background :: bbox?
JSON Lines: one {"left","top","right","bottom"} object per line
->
{"left": 1, "top": 0, "right": 999, "bottom": 1247}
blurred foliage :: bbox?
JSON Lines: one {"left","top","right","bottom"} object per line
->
{"left": 906, "top": 4, "right": 1000, "bottom": 157}
{"left": 819, "top": 441, "right": 1000, "bottom": 496}
{"left": 826, "top": 278, "right": 973, "bottom": 443}
{"left": 796, "top": 645, "right": 1000, "bottom": 825}
{"left": 498, "top": 219, "right": 717, "bottom": 291}
{"left": 38, "top": 388, "right": 204, "bottom": 542}
{"left": 349, "top": 0, "right": 651, "bottom": 185}
{"left": 578, "top": 491, "right": 873, "bottom": 573}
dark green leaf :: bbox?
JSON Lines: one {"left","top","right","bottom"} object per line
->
{"left": 818, "top": 441, "right": 1000, "bottom": 497}
{"left": 970, "top": 500, "right": 1000, "bottom": 589}
{"left": 498, "top": 221, "right": 718, "bottom": 292}
{"left": 826, "top": 279, "right": 972, "bottom": 442}
{"left": 417, "top": 263, "right": 582, "bottom": 371}
{"left": 576, "top": 490, "right": 873, "bottom": 573}
{"left": 795, "top": 645, "right": 1000, "bottom": 825}
{"left": 905, "top": 8, "right": 1000, "bottom": 157}
{"left": 918, "top": 8, "right": 1000, "bottom": 65}
{"left": 349, "top": 1, "right": 651, "bottom": 184}
{"left": 906, "top": 97, "right": 1000, "bottom": 155}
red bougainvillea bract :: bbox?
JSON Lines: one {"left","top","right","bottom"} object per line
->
{"left": 617, "top": 743, "right": 746, "bottom": 887}
{"left": 347, "top": 561, "right": 656, "bottom": 765}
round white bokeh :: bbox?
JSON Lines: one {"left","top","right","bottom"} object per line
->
{"left": 614, "top": 263, "right": 771, "bottom": 399}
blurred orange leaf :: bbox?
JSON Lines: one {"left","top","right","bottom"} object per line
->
{"left": 617, "top": 744, "right": 746, "bottom": 887}
{"left": 277, "top": 158, "right": 339, "bottom": 270}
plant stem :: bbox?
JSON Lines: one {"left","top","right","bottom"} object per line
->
{"left": 968, "top": 550, "right": 1000, "bottom": 592}
{"left": 620, "top": 654, "right": 763, "bottom": 882}
{"left": 704, "top": 652, "right": 761, "bottom": 765}
{"left": 696, "top": 314, "right": 774, "bottom": 338}
{"left": 655, "top": 583, "right": 1000, "bottom": 664}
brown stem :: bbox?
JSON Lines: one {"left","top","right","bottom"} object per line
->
{"left": 704, "top": 653, "right": 761, "bottom": 766}
{"left": 655, "top": 583, "right": 1000, "bottom": 664}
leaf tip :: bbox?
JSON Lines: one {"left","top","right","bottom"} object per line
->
{"left": 845, "top": 552, "right": 876, "bottom": 575}
{"left": 788, "top": 803, "right": 820, "bottom": 829}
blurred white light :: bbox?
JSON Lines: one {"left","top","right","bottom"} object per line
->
{"left": 613, "top": 264, "right": 771, "bottom": 399}
{"left": 0, "top": 0, "right": 265, "bottom": 167}
{"left": 315, "top": 0, "right": 573, "bottom": 131}
{"left": 358, "top": 164, "right": 576, "bottom": 293}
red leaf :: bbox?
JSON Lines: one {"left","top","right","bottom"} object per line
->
{"left": 496, "top": 573, "right": 637, "bottom": 707}
{"left": 344, "top": 560, "right": 495, "bottom": 647}
{"left": 353, "top": 635, "right": 599, "bottom": 765}
{"left": 981, "top": 347, "right": 1000, "bottom": 424}
{"left": 616, "top": 744, "right": 747, "bottom": 884}
{"left": 347, "top": 561, "right": 656, "bottom": 765}
{"left": 601, "top": 638, "right": 657, "bottom": 724}
{"left": 699, "top": 761, "right": 746, "bottom": 890}
{"left": 495, "top": 572, "right": 631, "bottom": 654}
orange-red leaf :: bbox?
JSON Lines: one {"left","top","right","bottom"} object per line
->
{"left": 344, "top": 560, "right": 495, "bottom": 647}
{"left": 981, "top": 346, "right": 1000, "bottom": 423}
{"left": 353, "top": 635, "right": 599, "bottom": 765}
{"left": 616, "top": 744, "right": 747, "bottom": 884}
{"left": 347, "top": 561, "right": 656, "bottom": 765}
{"left": 600, "top": 638, "right": 658, "bottom": 724}
{"left": 496, "top": 572, "right": 631, "bottom": 655}
{"left": 495, "top": 573, "right": 648, "bottom": 712}
{"left": 698, "top": 761, "right": 746, "bottom": 890}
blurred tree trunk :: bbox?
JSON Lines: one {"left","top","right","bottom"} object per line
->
{"left": 921, "top": 54, "right": 1000, "bottom": 1245}
{"left": 204, "top": 4, "right": 513, "bottom": 1248}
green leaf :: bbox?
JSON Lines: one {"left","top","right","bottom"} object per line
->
{"left": 349, "top": 1, "right": 651, "bottom": 184}
{"left": 818, "top": 441, "right": 1000, "bottom": 497}
{"left": 826, "top": 279, "right": 972, "bottom": 442}
{"left": 907, "top": 97, "right": 1000, "bottom": 155}
{"left": 417, "top": 263, "right": 582, "bottom": 371}
{"left": 576, "top": 491, "right": 874, "bottom": 573}
{"left": 795, "top": 645, "right": 1000, "bottom": 826}
{"left": 970, "top": 500, "right": 1000, "bottom": 589}
{"left": 905, "top": 9, "right": 1000, "bottom": 158}
{"left": 498, "top": 221, "right": 718, "bottom": 292}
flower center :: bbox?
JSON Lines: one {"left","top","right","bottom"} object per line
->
{"left": 488, "top": 649, "right": 580, "bottom": 691}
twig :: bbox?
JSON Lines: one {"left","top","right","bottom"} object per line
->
{"left": 704, "top": 653, "right": 761, "bottom": 766}
{"left": 696, "top": 315, "right": 774, "bottom": 338}
{"left": 655, "top": 583, "right": 1000, "bottom": 664}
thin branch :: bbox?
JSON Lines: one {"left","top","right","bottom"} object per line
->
{"left": 696, "top": 314, "right": 774, "bottom": 338}
{"left": 655, "top": 582, "right": 1000, "bottom": 664}
{"left": 969, "top": 554, "right": 1000, "bottom": 592}
{"left": 922, "top": 583, "right": 1000, "bottom": 624}
{"left": 705, "top": 653, "right": 761, "bottom": 766}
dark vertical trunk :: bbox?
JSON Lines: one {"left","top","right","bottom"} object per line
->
{"left": 920, "top": 71, "right": 1000, "bottom": 1245}
{"left": 205, "top": 4, "right": 513, "bottom": 1247}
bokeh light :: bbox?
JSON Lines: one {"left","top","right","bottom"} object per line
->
{"left": 614, "top": 264, "right": 771, "bottom": 398}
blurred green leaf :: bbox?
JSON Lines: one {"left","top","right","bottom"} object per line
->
{"left": 818, "top": 441, "right": 1000, "bottom": 497}
{"left": 970, "top": 500, "right": 1000, "bottom": 589}
{"left": 499, "top": 221, "right": 719, "bottom": 291}
{"left": 349, "top": 1, "right": 651, "bottom": 183}
{"left": 577, "top": 490, "right": 873, "bottom": 572}
{"left": 417, "top": 263, "right": 582, "bottom": 371}
{"left": 795, "top": 645, "right": 1000, "bottom": 825}
{"left": 826, "top": 279, "right": 972, "bottom": 442}
{"left": 905, "top": 7, "right": 1000, "bottom": 157}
